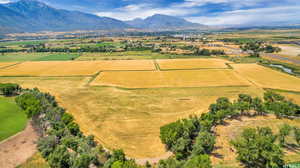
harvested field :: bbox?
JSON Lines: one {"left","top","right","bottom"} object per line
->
{"left": 0, "top": 60, "right": 155, "bottom": 76}
{"left": 157, "top": 58, "right": 230, "bottom": 70}
{"left": 0, "top": 77, "right": 263, "bottom": 159}
{"left": 0, "top": 62, "right": 18, "bottom": 68}
{"left": 212, "top": 115, "right": 300, "bottom": 168}
{"left": 232, "top": 63, "right": 300, "bottom": 91}
{"left": 91, "top": 69, "right": 251, "bottom": 88}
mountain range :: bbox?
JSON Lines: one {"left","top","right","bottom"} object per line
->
{"left": 125, "top": 14, "right": 205, "bottom": 30}
{"left": 0, "top": 0, "right": 206, "bottom": 33}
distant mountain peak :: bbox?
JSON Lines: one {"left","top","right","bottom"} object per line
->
{"left": 0, "top": 0, "right": 131, "bottom": 33}
{"left": 126, "top": 14, "right": 205, "bottom": 30}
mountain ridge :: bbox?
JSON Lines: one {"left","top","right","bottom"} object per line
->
{"left": 0, "top": 0, "right": 207, "bottom": 33}
{"left": 0, "top": 0, "right": 131, "bottom": 33}
{"left": 125, "top": 14, "right": 206, "bottom": 30}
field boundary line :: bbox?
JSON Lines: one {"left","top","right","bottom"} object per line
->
{"left": 0, "top": 62, "right": 23, "bottom": 70}
{"left": 159, "top": 67, "right": 231, "bottom": 71}
{"left": 230, "top": 64, "right": 261, "bottom": 88}
{"left": 153, "top": 59, "right": 161, "bottom": 71}
{"left": 0, "top": 74, "right": 94, "bottom": 78}
{"left": 85, "top": 71, "right": 101, "bottom": 86}
{"left": 89, "top": 84, "right": 252, "bottom": 90}
{"left": 263, "top": 88, "right": 300, "bottom": 94}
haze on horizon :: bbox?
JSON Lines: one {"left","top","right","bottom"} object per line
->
{"left": 1, "top": 0, "right": 300, "bottom": 26}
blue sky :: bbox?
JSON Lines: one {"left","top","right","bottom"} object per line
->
{"left": 1, "top": 0, "right": 300, "bottom": 26}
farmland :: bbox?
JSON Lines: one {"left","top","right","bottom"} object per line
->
{"left": 157, "top": 58, "right": 230, "bottom": 70}
{"left": 231, "top": 63, "right": 300, "bottom": 91}
{"left": 0, "top": 53, "right": 80, "bottom": 62}
{"left": 0, "top": 60, "right": 155, "bottom": 76}
{"left": 0, "top": 96, "right": 27, "bottom": 141}
{"left": 0, "top": 76, "right": 263, "bottom": 159}
{"left": 1, "top": 31, "right": 300, "bottom": 168}
{"left": 91, "top": 69, "right": 250, "bottom": 88}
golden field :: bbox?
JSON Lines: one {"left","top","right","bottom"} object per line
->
{"left": 91, "top": 69, "right": 251, "bottom": 88}
{"left": 213, "top": 115, "right": 300, "bottom": 168}
{"left": 0, "top": 62, "right": 18, "bottom": 68}
{"left": 0, "top": 57, "right": 299, "bottom": 165}
{"left": 232, "top": 63, "right": 300, "bottom": 91}
{"left": 157, "top": 58, "right": 230, "bottom": 70}
{"left": 0, "top": 76, "right": 263, "bottom": 159}
{"left": 0, "top": 60, "right": 155, "bottom": 76}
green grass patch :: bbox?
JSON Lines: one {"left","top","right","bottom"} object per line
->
{"left": 0, "top": 40, "right": 48, "bottom": 47}
{"left": 77, "top": 50, "right": 211, "bottom": 60}
{"left": 0, "top": 96, "right": 27, "bottom": 141}
{"left": 0, "top": 52, "right": 80, "bottom": 62}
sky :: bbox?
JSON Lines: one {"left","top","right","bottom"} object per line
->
{"left": 1, "top": 0, "right": 300, "bottom": 26}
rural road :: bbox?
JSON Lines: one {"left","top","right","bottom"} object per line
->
{"left": 0, "top": 122, "right": 38, "bottom": 168}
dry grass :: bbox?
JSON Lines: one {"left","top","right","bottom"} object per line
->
{"left": 0, "top": 76, "right": 262, "bottom": 159}
{"left": 91, "top": 69, "right": 251, "bottom": 88}
{"left": 277, "top": 44, "right": 300, "bottom": 57}
{"left": 232, "top": 63, "right": 300, "bottom": 92}
{"left": 17, "top": 153, "right": 49, "bottom": 168}
{"left": 0, "top": 62, "right": 18, "bottom": 68}
{"left": 157, "top": 58, "right": 230, "bottom": 70}
{"left": 212, "top": 115, "right": 300, "bottom": 168}
{"left": 0, "top": 60, "right": 155, "bottom": 76}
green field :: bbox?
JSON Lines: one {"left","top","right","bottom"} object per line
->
{"left": 0, "top": 96, "right": 27, "bottom": 141}
{"left": 0, "top": 52, "right": 80, "bottom": 62}
{"left": 0, "top": 40, "right": 48, "bottom": 47}
{"left": 76, "top": 50, "right": 208, "bottom": 60}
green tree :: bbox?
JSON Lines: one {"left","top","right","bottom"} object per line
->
{"left": 293, "top": 127, "right": 300, "bottom": 146}
{"left": 278, "top": 124, "right": 292, "bottom": 146}
{"left": 192, "top": 131, "right": 215, "bottom": 156}
{"left": 183, "top": 155, "right": 212, "bottom": 168}
{"left": 15, "top": 92, "right": 41, "bottom": 118}
{"left": 47, "top": 145, "right": 71, "bottom": 168}
{"left": 231, "top": 127, "right": 284, "bottom": 168}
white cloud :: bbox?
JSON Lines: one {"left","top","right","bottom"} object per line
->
{"left": 0, "top": 0, "right": 10, "bottom": 4}
{"left": 96, "top": 3, "right": 198, "bottom": 20}
{"left": 172, "top": 0, "right": 263, "bottom": 8}
{"left": 186, "top": 6, "right": 300, "bottom": 26}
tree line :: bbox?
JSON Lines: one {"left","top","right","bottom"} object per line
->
{"left": 159, "top": 91, "right": 300, "bottom": 168}
{"left": 14, "top": 87, "right": 143, "bottom": 168}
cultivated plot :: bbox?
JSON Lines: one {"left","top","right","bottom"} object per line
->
{"left": 0, "top": 62, "right": 18, "bottom": 69}
{"left": 157, "top": 58, "right": 230, "bottom": 70}
{"left": 232, "top": 64, "right": 300, "bottom": 92}
{"left": 91, "top": 69, "right": 251, "bottom": 88}
{"left": 0, "top": 77, "right": 262, "bottom": 159}
{"left": 0, "top": 60, "right": 155, "bottom": 76}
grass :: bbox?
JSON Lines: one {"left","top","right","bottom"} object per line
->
{"left": 0, "top": 52, "right": 80, "bottom": 62}
{"left": 91, "top": 69, "right": 251, "bottom": 89}
{"left": 76, "top": 50, "right": 206, "bottom": 61}
{"left": 0, "top": 60, "right": 155, "bottom": 76}
{"left": 17, "top": 153, "right": 49, "bottom": 168}
{"left": 0, "top": 40, "right": 48, "bottom": 47}
{"left": 157, "top": 58, "right": 230, "bottom": 70}
{"left": 0, "top": 96, "right": 27, "bottom": 141}
{"left": 231, "top": 63, "right": 300, "bottom": 92}
{"left": 0, "top": 76, "right": 263, "bottom": 159}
